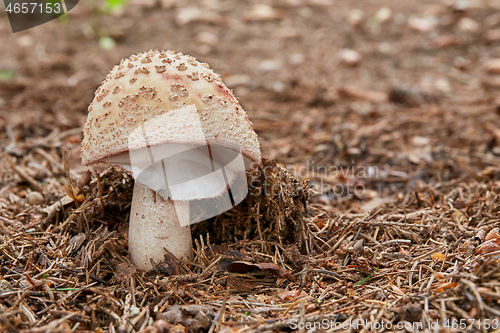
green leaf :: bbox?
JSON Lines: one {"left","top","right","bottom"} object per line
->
{"left": 0, "top": 70, "right": 15, "bottom": 81}
{"left": 354, "top": 268, "right": 378, "bottom": 286}
{"left": 99, "top": 37, "right": 116, "bottom": 50}
{"left": 58, "top": 14, "right": 69, "bottom": 25}
{"left": 100, "top": 0, "right": 127, "bottom": 13}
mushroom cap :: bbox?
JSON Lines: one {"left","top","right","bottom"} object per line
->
{"left": 81, "top": 50, "right": 261, "bottom": 168}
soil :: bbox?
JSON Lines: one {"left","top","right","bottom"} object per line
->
{"left": 2, "top": 0, "right": 500, "bottom": 331}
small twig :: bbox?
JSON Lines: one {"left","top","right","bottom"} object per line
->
{"left": 298, "top": 299, "right": 305, "bottom": 333}
{"left": 6, "top": 155, "right": 43, "bottom": 192}
{"left": 380, "top": 239, "right": 412, "bottom": 246}
{"left": 209, "top": 286, "right": 230, "bottom": 333}
{"left": 312, "top": 269, "right": 340, "bottom": 281}
{"left": 462, "top": 279, "right": 486, "bottom": 315}
{"left": 42, "top": 195, "right": 74, "bottom": 225}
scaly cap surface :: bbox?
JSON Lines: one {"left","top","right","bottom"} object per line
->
{"left": 81, "top": 50, "right": 261, "bottom": 167}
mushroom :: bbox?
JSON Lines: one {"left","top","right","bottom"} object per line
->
{"left": 81, "top": 50, "right": 261, "bottom": 270}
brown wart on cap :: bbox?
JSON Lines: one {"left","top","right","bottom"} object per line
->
{"left": 81, "top": 50, "right": 261, "bottom": 271}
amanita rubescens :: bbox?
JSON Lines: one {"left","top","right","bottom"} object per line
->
{"left": 81, "top": 50, "right": 261, "bottom": 270}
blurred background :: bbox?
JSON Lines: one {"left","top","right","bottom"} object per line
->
{"left": 2, "top": 0, "right": 500, "bottom": 211}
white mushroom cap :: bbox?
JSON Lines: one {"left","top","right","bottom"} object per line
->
{"left": 81, "top": 49, "right": 261, "bottom": 168}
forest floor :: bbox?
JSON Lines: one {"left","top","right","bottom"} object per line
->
{"left": 2, "top": 0, "right": 500, "bottom": 332}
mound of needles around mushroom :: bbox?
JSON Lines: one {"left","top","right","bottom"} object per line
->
{"left": 80, "top": 50, "right": 312, "bottom": 271}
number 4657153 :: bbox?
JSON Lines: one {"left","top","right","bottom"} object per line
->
{"left": 5, "top": 2, "right": 61, "bottom": 14}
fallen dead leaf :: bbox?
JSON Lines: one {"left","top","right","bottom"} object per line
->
{"left": 277, "top": 289, "right": 307, "bottom": 302}
{"left": 476, "top": 240, "right": 500, "bottom": 255}
{"left": 226, "top": 261, "right": 295, "bottom": 281}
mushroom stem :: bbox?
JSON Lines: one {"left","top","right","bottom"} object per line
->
{"left": 129, "top": 182, "right": 193, "bottom": 270}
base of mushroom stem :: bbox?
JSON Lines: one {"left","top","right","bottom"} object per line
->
{"left": 129, "top": 182, "right": 193, "bottom": 271}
